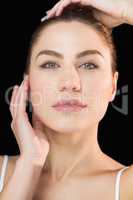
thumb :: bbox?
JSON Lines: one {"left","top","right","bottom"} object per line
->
{"left": 93, "top": 9, "right": 124, "bottom": 28}
{"left": 32, "top": 113, "right": 49, "bottom": 143}
{"left": 32, "top": 113, "right": 44, "bottom": 130}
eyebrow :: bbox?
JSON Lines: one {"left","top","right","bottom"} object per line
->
{"left": 35, "top": 49, "right": 104, "bottom": 60}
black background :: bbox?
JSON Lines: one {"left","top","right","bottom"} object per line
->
{"left": 0, "top": 1, "right": 131, "bottom": 166}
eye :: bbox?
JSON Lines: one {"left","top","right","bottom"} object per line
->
{"left": 39, "top": 61, "right": 59, "bottom": 69}
{"left": 39, "top": 61, "right": 98, "bottom": 70}
{"left": 79, "top": 62, "right": 98, "bottom": 70}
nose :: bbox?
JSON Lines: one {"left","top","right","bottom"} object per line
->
{"left": 59, "top": 68, "right": 81, "bottom": 92}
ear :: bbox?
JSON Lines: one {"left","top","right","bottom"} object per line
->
{"left": 109, "top": 71, "right": 119, "bottom": 102}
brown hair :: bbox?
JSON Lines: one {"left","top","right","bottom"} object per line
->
{"left": 25, "top": 3, "right": 117, "bottom": 74}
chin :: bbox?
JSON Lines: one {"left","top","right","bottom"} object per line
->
{"left": 43, "top": 117, "right": 97, "bottom": 135}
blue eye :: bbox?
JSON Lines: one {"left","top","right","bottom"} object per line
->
{"left": 80, "top": 63, "right": 98, "bottom": 70}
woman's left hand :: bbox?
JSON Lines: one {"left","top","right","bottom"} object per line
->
{"left": 45, "top": 0, "right": 133, "bottom": 28}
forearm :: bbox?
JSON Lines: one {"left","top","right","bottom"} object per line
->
{"left": 0, "top": 156, "right": 42, "bottom": 200}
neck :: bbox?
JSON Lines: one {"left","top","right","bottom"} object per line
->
{"left": 41, "top": 124, "right": 104, "bottom": 183}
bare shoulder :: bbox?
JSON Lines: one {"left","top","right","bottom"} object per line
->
{"left": 121, "top": 164, "right": 133, "bottom": 200}
{"left": 104, "top": 154, "right": 133, "bottom": 199}
{"left": 0, "top": 155, "right": 20, "bottom": 186}
{"left": 101, "top": 153, "right": 126, "bottom": 170}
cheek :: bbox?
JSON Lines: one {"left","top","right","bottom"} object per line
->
{"left": 85, "top": 72, "right": 112, "bottom": 96}
{"left": 84, "top": 75, "right": 112, "bottom": 117}
{"left": 29, "top": 77, "right": 55, "bottom": 108}
{"left": 29, "top": 74, "right": 44, "bottom": 106}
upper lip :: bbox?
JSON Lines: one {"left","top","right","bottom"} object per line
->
{"left": 52, "top": 99, "right": 87, "bottom": 108}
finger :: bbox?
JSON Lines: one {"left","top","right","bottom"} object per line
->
{"left": 10, "top": 86, "right": 16, "bottom": 117}
{"left": 55, "top": 0, "right": 89, "bottom": 16}
{"left": 17, "top": 76, "right": 29, "bottom": 116}
{"left": 14, "top": 79, "right": 25, "bottom": 119}
{"left": 47, "top": 1, "right": 63, "bottom": 18}
{"left": 32, "top": 113, "right": 49, "bottom": 143}
{"left": 10, "top": 86, "right": 19, "bottom": 118}
{"left": 32, "top": 114, "right": 44, "bottom": 132}
{"left": 48, "top": 0, "right": 89, "bottom": 18}
{"left": 93, "top": 10, "right": 123, "bottom": 28}
{"left": 10, "top": 82, "right": 24, "bottom": 131}
{"left": 12, "top": 86, "right": 19, "bottom": 117}
{"left": 55, "top": 0, "right": 72, "bottom": 16}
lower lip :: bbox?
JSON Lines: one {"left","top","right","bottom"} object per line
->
{"left": 52, "top": 105, "right": 86, "bottom": 112}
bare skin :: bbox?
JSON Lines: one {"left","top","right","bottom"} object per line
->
{"left": 1, "top": 2, "right": 133, "bottom": 198}
{"left": 45, "top": 0, "right": 133, "bottom": 27}
{"left": 3, "top": 21, "right": 131, "bottom": 199}
{"left": 1, "top": 154, "right": 132, "bottom": 200}
{"left": 38, "top": 1, "right": 133, "bottom": 198}
{"left": 28, "top": 21, "right": 119, "bottom": 183}
{"left": 0, "top": 155, "right": 128, "bottom": 200}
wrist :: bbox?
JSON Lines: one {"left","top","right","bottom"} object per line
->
{"left": 18, "top": 154, "right": 44, "bottom": 168}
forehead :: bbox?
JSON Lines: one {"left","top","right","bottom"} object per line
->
{"left": 32, "top": 21, "right": 111, "bottom": 61}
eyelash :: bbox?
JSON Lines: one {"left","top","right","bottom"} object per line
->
{"left": 39, "top": 61, "right": 98, "bottom": 70}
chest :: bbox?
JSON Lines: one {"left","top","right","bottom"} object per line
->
{"left": 33, "top": 175, "right": 116, "bottom": 200}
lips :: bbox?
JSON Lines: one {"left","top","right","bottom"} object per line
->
{"left": 52, "top": 99, "right": 87, "bottom": 108}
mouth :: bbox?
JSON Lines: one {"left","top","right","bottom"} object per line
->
{"left": 52, "top": 99, "right": 87, "bottom": 112}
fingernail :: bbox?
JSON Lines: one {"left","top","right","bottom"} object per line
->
{"left": 46, "top": 10, "right": 50, "bottom": 14}
{"left": 41, "top": 15, "right": 49, "bottom": 22}
{"left": 14, "top": 85, "right": 18, "bottom": 90}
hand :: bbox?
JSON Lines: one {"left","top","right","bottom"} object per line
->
{"left": 10, "top": 75, "right": 50, "bottom": 166}
{"left": 46, "top": 0, "right": 133, "bottom": 28}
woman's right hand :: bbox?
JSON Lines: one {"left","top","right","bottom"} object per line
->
{"left": 9, "top": 75, "right": 50, "bottom": 166}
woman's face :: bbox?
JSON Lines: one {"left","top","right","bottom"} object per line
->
{"left": 29, "top": 21, "right": 118, "bottom": 134}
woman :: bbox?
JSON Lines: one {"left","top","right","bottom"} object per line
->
{"left": 0, "top": 1, "right": 132, "bottom": 199}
